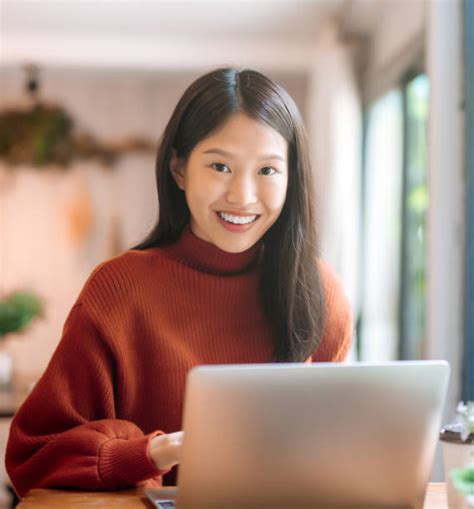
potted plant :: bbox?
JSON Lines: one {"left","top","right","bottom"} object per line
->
{"left": 0, "top": 291, "right": 43, "bottom": 386}
{"left": 450, "top": 466, "right": 474, "bottom": 508}
{"left": 440, "top": 402, "right": 474, "bottom": 509}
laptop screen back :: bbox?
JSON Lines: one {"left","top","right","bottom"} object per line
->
{"left": 176, "top": 361, "right": 450, "bottom": 509}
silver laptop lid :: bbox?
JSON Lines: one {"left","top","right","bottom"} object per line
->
{"left": 177, "top": 361, "right": 450, "bottom": 509}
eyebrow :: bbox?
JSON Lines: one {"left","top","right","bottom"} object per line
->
{"left": 202, "top": 148, "right": 285, "bottom": 163}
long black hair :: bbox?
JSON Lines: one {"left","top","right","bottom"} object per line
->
{"left": 133, "top": 67, "right": 325, "bottom": 362}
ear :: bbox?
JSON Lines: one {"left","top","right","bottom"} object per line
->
{"left": 170, "top": 148, "right": 186, "bottom": 191}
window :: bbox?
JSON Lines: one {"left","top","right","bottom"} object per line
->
{"left": 400, "top": 74, "right": 429, "bottom": 360}
{"left": 360, "top": 90, "right": 403, "bottom": 361}
{"left": 463, "top": 0, "right": 474, "bottom": 399}
{"left": 359, "top": 73, "right": 429, "bottom": 361}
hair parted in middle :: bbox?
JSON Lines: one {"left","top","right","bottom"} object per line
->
{"left": 133, "top": 67, "right": 326, "bottom": 362}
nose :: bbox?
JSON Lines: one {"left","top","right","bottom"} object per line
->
{"left": 225, "top": 173, "right": 258, "bottom": 207}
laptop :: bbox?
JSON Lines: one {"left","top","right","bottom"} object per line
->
{"left": 146, "top": 361, "right": 450, "bottom": 509}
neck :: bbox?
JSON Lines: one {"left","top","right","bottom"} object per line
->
{"left": 161, "top": 225, "right": 263, "bottom": 275}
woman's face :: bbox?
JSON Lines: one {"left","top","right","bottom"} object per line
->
{"left": 171, "top": 112, "right": 289, "bottom": 253}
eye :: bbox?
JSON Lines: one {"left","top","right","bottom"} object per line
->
{"left": 210, "top": 163, "right": 231, "bottom": 173}
{"left": 259, "top": 166, "right": 277, "bottom": 176}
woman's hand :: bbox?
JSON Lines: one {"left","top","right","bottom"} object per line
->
{"left": 148, "top": 431, "right": 184, "bottom": 471}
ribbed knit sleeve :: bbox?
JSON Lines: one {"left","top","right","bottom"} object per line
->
{"left": 312, "top": 259, "right": 354, "bottom": 362}
{"left": 5, "top": 302, "right": 168, "bottom": 498}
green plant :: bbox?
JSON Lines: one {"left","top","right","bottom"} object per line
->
{"left": 447, "top": 403, "right": 474, "bottom": 507}
{"left": 451, "top": 466, "right": 474, "bottom": 507}
{"left": 0, "top": 104, "right": 73, "bottom": 166}
{"left": 0, "top": 291, "right": 43, "bottom": 338}
{"left": 0, "top": 103, "right": 154, "bottom": 168}
{"left": 456, "top": 401, "right": 474, "bottom": 441}
{"left": 451, "top": 466, "right": 474, "bottom": 495}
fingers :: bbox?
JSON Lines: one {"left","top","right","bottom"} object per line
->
{"left": 148, "top": 431, "right": 184, "bottom": 471}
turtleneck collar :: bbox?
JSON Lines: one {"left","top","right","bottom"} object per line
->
{"left": 161, "top": 225, "right": 263, "bottom": 275}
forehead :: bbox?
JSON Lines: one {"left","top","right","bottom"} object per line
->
{"left": 194, "top": 112, "right": 288, "bottom": 159}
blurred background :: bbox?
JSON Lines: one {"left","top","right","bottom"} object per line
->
{"left": 0, "top": 0, "right": 472, "bottom": 499}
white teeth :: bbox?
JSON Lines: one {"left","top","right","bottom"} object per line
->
{"left": 218, "top": 212, "right": 258, "bottom": 225}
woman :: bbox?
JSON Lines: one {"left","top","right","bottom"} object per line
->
{"left": 6, "top": 67, "right": 353, "bottom": 497}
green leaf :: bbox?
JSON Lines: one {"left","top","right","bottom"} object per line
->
{"left": 0, "top": 292, "right": 43, "bottom": 337}
{"left": 451, "top": 467, "right": 474, "bottom": 494}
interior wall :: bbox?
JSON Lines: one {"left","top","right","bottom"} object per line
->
{"left": 425, "top": 0, "right": 466, "bottom": 483}
{"left": 370, "top": 0, "right": 426, "bottom": 72}
{"left": 363, "top": 0, "right": 427, "bottom": 102}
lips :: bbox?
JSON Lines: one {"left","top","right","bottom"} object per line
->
{"left": 215, "top": 211, "right": 261, "bottom": 232}
{"left": 218, "top": 211, "right": 259, "bottom": 225}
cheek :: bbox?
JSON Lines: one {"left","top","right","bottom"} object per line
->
{"left": 185, "top": 172, "right": 220, "bottom": 210}
{"left": 262, "top": 181, "right": 288, "bottom": 213}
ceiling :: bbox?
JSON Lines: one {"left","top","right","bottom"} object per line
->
{"left": 0, "top": 0, "right": 383, "bottom": 69}
{"left": 1, "top": 1, "right": 344, "bottom": 41}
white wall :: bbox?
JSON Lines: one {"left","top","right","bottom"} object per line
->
{"left": 425, "top": 0, "right": 466, "bottom": 483}
{"left": 364, "top": 0, "right": 427, "bottom": 102}
{"left": 370, "top": 0, "right": 426, "bottom": 73}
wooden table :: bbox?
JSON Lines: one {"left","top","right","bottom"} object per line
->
{"left": 17, "top": 483, "right": 448, "bottom": 508}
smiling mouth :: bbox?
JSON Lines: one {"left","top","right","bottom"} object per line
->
{"left": 217, "top": 211, "right": 260, "bottom": 225}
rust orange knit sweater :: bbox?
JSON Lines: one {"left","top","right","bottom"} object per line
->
{"left": 6, "top": 225, "right": 353, "bottom": 497}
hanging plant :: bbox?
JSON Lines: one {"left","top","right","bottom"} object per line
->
{"left": 0, "top": 104, "right": 154, "bottom": 168}
{"left": 0, "top": 64, "right": 154, "bottom": 169}
{"left": 0, "top": 104, "right": 73, "bottom": 167}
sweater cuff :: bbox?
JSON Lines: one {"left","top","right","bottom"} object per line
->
{"left": 98, "top": 430, "right": 170, "bottom": 487}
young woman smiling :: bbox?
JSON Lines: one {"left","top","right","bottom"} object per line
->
{"left": 6, "top": 68, "right": 353, "bottom": 497}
